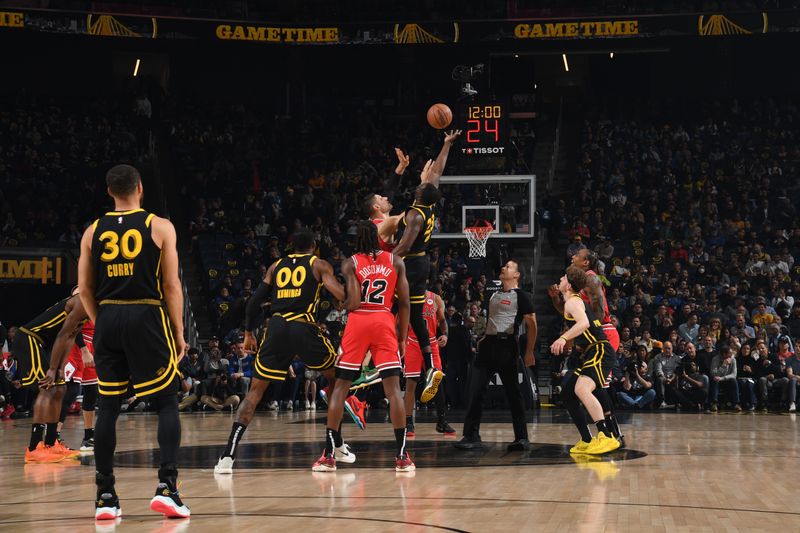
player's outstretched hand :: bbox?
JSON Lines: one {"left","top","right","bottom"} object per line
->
{"left": 243, "top": 330, "right": 258, "bottom": 353}
{"left": 444, "top": 129, "right": 462, "bottom": 144}
{"left": 394, "top": 147, "right": 409, "bottom": 174}
{"left": 550, "top": 337, "right": 567, "bottom": 355}
{"left": 420, "top": 159, "right": 435, "bottom": 183}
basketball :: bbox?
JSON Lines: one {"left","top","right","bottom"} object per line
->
{"left": 427, "top": 103, "right": 452, "bottom": 129}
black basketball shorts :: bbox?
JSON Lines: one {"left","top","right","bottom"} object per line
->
{"left": 403, "top": 254, "right": 430, "bottom": 305}
{"left": 254, "top": 315, "right": 337, "bottom": 381}
{"left": 574, "top": 341, "right": 615, "bottom": 389}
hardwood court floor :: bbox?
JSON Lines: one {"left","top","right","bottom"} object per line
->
{"left": 1, "top": 407, "right": 799, "bottom": 532}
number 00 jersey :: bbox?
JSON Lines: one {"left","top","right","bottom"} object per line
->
{"left": 398, "top": 203, "right": 435, "bottom": 256}
{"left": 92, "top": 208, "right": 163, "bottom": 302}
{"left": 352, "top": 251, "right": 398, "bottom": 314}
{"left": 269, "top": 254, "right": 322, "bottom": 322}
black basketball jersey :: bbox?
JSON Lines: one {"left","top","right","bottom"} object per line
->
{"left": 564, "top": 295, "right": 609, "bottom": 349}
{"left": 398, "top": 203, "right": 435, "bottom": 255}
{"left": 92, "top": 208, "right": 163, "bottom": 302}
{"left": 22, "top": 296, "right": 70, "bottom": 346}
{"left": 270, "top": 254, "right": 322, "bottom": 322}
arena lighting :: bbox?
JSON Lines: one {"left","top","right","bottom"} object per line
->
{"left": 610, "top": 52, "right": 614, "bottom": 58}
{"left": 514, "top": 54, "right": 519, "bottom": 58}
{"left": 133, "top": 59, "right": 141, "bottom": 77}
{"left": 562, "top": 53, "right": 569, "bottom": 72}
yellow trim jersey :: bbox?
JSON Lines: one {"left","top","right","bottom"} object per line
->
{"left": 269, "top": 254, "right": 322, "bottom": 322}
{"left": 92, "top": 208, "right": 163, "bottom": 302}
{"left": 21, "top": 296, "right": 70, "bottom": 346}
{"left": 564, "top": 295, "right": 610, "bottom": 348}
{"left": 398, "top": 203, "right": 435, "bottom": 256}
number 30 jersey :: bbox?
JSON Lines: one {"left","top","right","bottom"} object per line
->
{"left": 398, "top": 202, "right": 435, "bottom": 256}
{"left": 352, "top": 251, "right": 398, "bottom": 314}
{"left": 269, "top": 254, "right": 322, "bottom": 322}
{"left": 92, "top": 208, "right": 163, "bottom": 302}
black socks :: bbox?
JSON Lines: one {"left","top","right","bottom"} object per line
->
{"left": 29, "top": 423, "right": 45, "bottom": 451}
{"left": 223, "top": 422, "right": 247, "bottom": 458}
{"left": 394, "top": 427, "right": 407, "bottom": 456}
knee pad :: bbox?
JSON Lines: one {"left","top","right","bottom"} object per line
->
{"left": 82, "top": 384, "right": 98, "bottom": 411}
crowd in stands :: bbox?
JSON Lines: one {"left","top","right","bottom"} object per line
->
{"left": 0, "top": 93, "right": 150, "bottom": 248}
{"left": 550, "top": 98, "right": 800, "bottom": 413}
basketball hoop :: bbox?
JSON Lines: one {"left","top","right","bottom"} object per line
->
{"left": 465, "top": 223, "right": 493, "bottom": 258}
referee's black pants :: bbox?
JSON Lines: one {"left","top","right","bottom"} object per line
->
{"left": 462, "top": 336, "right": 529, "bottom": 441}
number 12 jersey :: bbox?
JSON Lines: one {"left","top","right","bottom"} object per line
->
{"left": 352, "top": 251, "right": 397, "bottom": 313}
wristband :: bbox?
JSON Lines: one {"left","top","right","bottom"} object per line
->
{"left": 560, "top": 336, "right": 568, "bottom": 342}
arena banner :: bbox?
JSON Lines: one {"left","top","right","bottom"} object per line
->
{"left": 0, "top": 248, "right": 75, "bottom": 286}
{"left": 0, "top": 9, "right": 797, "bottom": 44}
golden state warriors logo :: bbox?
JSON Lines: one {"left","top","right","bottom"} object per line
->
{"left": 394, "top": 22, "right": 459, "bottom": 44}
{"left": 698, "top": 13, "right": 767, "bottom": 36}
{"left": 87, "top": 14, "right": 157, "bottom": 38}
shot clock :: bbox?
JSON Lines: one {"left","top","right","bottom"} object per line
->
{"left": 461, "top": 102, "right": 507, "bottom": 156}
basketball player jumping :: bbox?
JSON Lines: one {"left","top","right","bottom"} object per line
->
{"left": 313, "top": 221, "right": 413, "bottom": 472}
{"left": 550, "top": 266, "right": 620, "bottom": 455}
{"left": 215, "top": 227, "right": 362, "bottom": 474}
{"left": 548, "top": 248, "right": 624, "bottom": 447}
{"left": 79, "top": 164, "right": 190, "bottom": 520}
{"left": 16, "top": 288, "right": 88, "bottom": 463}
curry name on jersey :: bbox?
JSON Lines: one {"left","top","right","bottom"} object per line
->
{"left": 270, "top": 254, "right": 322, "bottom": 322}
{"left": 92, "top": 208, "right": 163, "bottom": 302}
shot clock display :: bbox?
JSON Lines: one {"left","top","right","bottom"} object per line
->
{"left": 461, "top": 103, "right": 507, "bottom": 156}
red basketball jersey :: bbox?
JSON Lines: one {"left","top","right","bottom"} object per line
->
{"left": 352, "top": 251, "right": 397, "bottom": 313}
{"left": 580, "top": 269, "right": 612, "bottom": 324}
{"left": 408, "top": 291, "right": 437, "bottom": 342}
{"left": 371, "top": 218, "right": 396, "bottom": 252}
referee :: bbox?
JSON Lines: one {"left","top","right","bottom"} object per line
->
{"left": 455, "top": 260, "right": 537, "bottom": 451}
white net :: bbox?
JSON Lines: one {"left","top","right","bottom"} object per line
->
{"left": 465, "top": 226, "right": 493, "bottom": 258}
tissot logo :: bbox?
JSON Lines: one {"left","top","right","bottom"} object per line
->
{"left": 463, "top": 147, "right": 505, "bottom": 155}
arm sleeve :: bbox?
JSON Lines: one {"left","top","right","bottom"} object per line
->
{"left": 74, "top": 332, "right": 86, "bottom": 348}
{"left": 245, "top": 281, "right": 271, "bottom": 331}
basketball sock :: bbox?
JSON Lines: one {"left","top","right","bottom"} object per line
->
{"left": 406, "top": 415, "right": 413, "bottom": 428}
{"left": 153, "top": 395, "right": 181, "bottom": 466}
{"left": 158, "top": 463, "right": 179, "bottom": 491}
{"left": 223, "top": 422, "right": 247, "bottom": 458}
{"left": 334, "top": 421, "right": 343, "bottom": 447}
{"left": 394, "top": 427, "right": 408, "bottom": 457}
{"left": 95, "top": 472, "right": 116, "bottom": 495}
{"left": 606, "top": 414, "right": 621, "bottom": 439}
{"left": 29, "top": 423, "right": 45, "bottom": 451}
{"left": 44, "top": 423, "right": 58, "bottom": 446}
{"left": 595, "top": 420, "right": 612, "bottom": 438}
{"left": 434, "top": 386, "right": 447, "bottom": 422}
{"left": 324, "top": 428, "right": 341, "bottom": 456}
{"left": 85, "top": 428, "right": 95, "bottom": 440}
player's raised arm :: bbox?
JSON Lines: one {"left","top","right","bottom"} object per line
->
{"left": 392, "top": 210, "right": 423, "bottom": 258}
{"left": 78, "top": 224, "right": 98, "bottom": 322}
{"left": 244, "top": 260, "right": 277, "bottom": 352}
{"left": 316, "top": 258, "right": 345, "bottom": 303}
{"left": 378, "top": 214, "right": 404, "bottom": 243}
{"left": 393, "top": 255, "right": 410, "bottom": 355}
{"left": 152, "top": 217, "right": 187, "bottom": 360}
{"left": 548, "top": 284, "right": 566, "bottom": 316}
{"left": 425, "top": 129, "right": 462, "bottom": 188}
{"left": 584, "top": 273, "right": 607, "bottom": 319}
{"left": 435, "top": 293, "right": 448, "bottom": 348}
{"left": 340, "top": 258, "right": 362, "bottom": 312}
